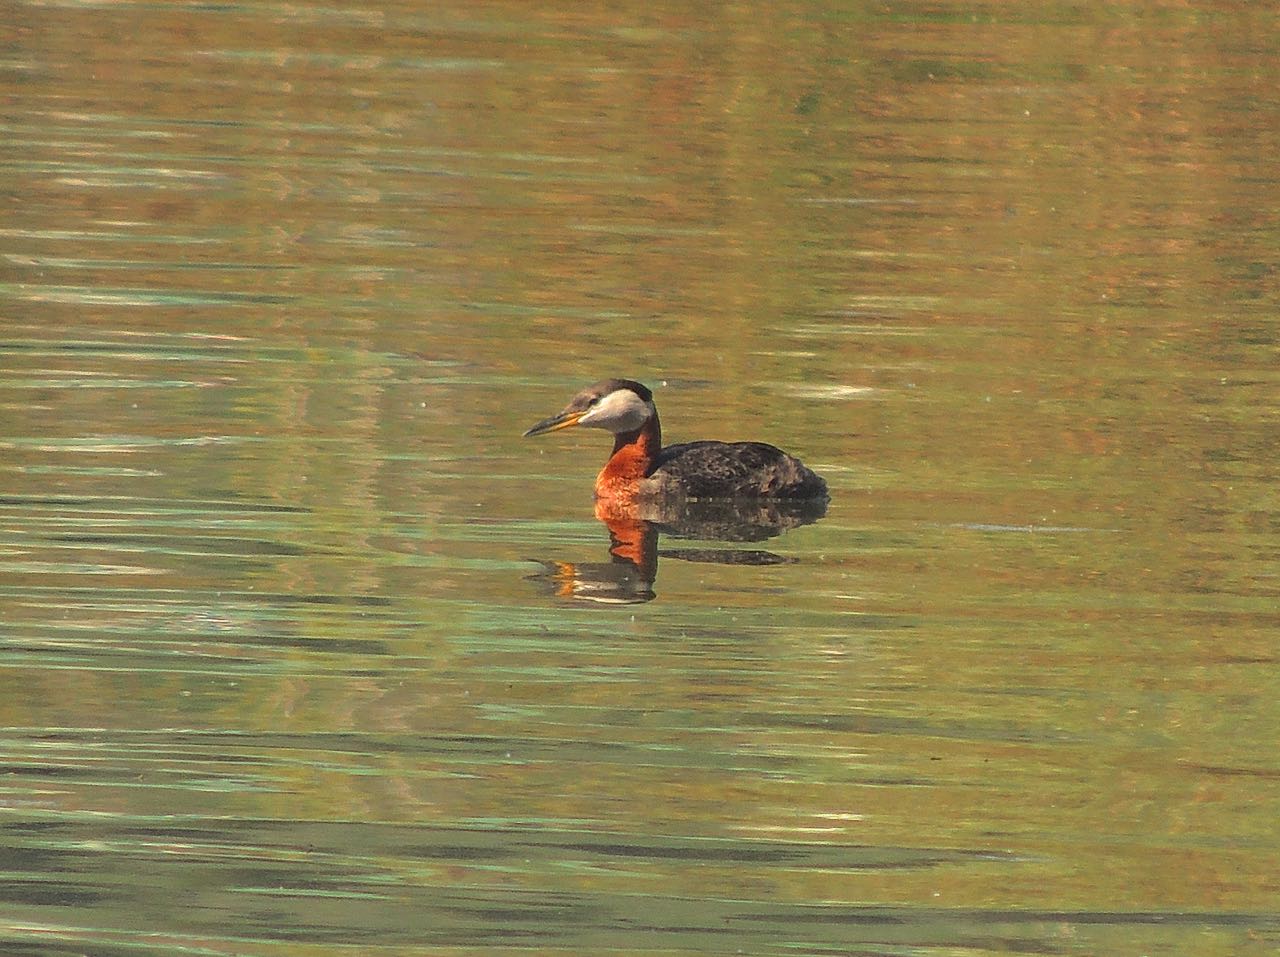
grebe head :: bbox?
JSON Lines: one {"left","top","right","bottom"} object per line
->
{"left": 523, "top": 379, "right": 656, "bottom": 437}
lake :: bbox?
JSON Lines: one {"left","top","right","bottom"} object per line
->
{"left": 2, "top": 2, "right": 1278, "bottom": 954}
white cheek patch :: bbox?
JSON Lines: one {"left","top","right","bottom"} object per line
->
{"left": 611, "top": 398, "right": 650, "bottom": 433}
{"left": 579, "top": 391, "right": 652, "bottom": 433}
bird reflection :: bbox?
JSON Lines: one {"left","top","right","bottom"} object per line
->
{"left": 526, "top": 496, "right": 827, "bottom": 604}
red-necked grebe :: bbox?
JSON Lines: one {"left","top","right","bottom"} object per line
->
{"left": 523, "top": 379, "right": 828, "bottom": 505}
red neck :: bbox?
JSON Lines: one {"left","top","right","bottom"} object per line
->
{"left": 595, "top": 414, "right": 661, "bottom": 501}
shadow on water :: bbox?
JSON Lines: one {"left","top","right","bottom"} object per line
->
{"left": 526, "top": 497, "right": 828, "bottom": 604}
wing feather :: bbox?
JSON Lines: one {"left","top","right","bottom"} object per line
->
{"left": 647, "top": 441, "right": 827, "bottom": 500}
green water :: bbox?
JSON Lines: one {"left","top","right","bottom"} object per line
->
{"left": 1, "top": 2, "right": 1278, "bottom": 954}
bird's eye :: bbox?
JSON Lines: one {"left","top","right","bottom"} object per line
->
{"left": 588, "top": 396, "right": 600, "bottom": 406}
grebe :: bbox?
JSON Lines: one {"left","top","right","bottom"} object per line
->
{"left": 523, "top": 379, "right": 828, "bottom": 505}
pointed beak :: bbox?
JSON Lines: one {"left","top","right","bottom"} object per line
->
{"left": 523, "top": 409, "right": 584, "bottom": 437}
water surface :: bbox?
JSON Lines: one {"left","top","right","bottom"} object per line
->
{"left": 2, "top": 2, "right": 1278, "bottom": 955}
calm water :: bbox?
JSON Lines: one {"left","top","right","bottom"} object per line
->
{"left": 2, "top": 1, "right": 1278, "bottom": 954}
